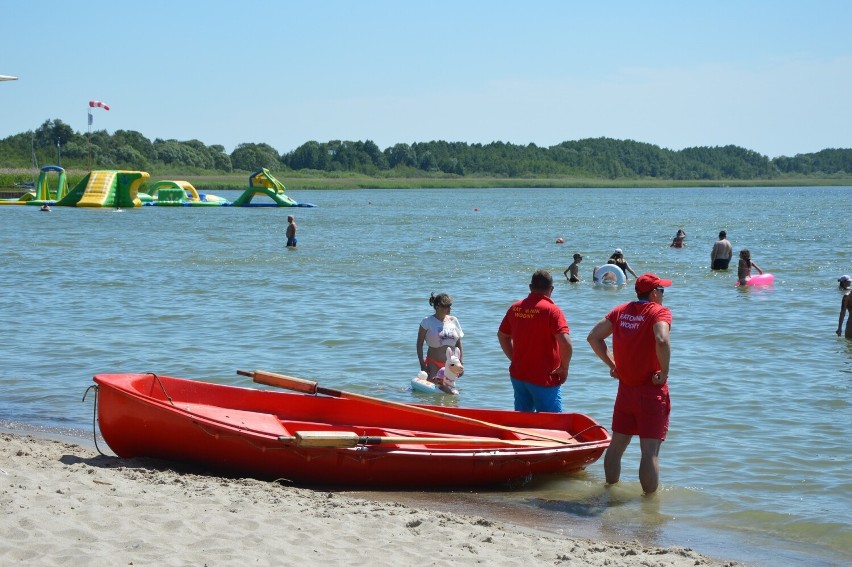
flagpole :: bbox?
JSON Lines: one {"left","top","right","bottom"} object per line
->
{"left": 86, "top": 101, "right": 109, "bottom": 171}
{"left": 87, "top": 105, "right": 92, "bottom": 170}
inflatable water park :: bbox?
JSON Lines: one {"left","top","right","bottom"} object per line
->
{"left": 0, "top": 167, "right": 315, "bottom": 208}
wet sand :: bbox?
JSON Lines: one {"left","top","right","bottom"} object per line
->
{"left": 0, "top": 432, "right": 739, "bottom": 566}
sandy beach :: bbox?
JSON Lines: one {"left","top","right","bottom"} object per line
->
{"left": 0, "top": 432, "right": 739, "bottom": 566}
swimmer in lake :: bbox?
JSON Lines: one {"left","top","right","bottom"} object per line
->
{"left": 564, "top": 253, "right": 583, "bottom": 282}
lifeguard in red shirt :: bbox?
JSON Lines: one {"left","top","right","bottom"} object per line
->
{"left": 497, "top": 270, "right": 573, "bottom": 413}
{"left": 587, "top": 273, "right": 673, "bottom": 494}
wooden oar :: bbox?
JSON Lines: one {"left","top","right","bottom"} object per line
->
{"left": 282, "top": 430, "right": 561, "bottom": 448}
{"left": 237, "top": 369, "right": 576, "bottom": 445}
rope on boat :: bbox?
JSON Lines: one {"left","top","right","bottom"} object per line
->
{"left": 147, "top": 371, "right": 175, "bottom": 406}
{"left": 567, "top": 423, "right": 609, "bottom": 442}
{"left": 82, "top": 384, "right": 106, "bottom": 456}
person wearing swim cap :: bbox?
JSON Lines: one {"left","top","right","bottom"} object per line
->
{"left": 587, "top": 273, "right": 673, "bottom": 494}
{"left": 609, "top": 248, "right": 638, "bottom": 281}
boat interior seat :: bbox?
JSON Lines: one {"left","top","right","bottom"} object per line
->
{"left": 179, "top": 403, "right": 288, "bottom": 436}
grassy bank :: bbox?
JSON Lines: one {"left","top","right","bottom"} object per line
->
{"left": 2, "top": 168, "right": 851, "bottom": 192}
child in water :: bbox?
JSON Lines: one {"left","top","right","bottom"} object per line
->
{"left": 737, "top": 249, "right": 763, "bottom": 285}
{"left": 592, "top": 260, "right": 619, "bottom": 284}
{"left": 564, "top": 253, "right": 583, "bottom": 282}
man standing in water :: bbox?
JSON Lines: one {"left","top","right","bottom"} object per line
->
{"left": 497, "top": 270, "right": 572, "bottom": 412}
{"left": 286, "top": 215, "right": 297, "bottom": 248}
{"left": 837, "top": 275, "right": 852, "bottom": 338}
{"left": 587, "top": 273, "right": 672, "bottom": 494}
{"left": 710, "top": 230, "right": 732, "bottom": 270}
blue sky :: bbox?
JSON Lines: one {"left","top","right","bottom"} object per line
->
{"left": 2, "top": 1, "right": 850, "bottom": 158}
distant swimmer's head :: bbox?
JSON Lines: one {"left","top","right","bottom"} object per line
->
{"left": 613, "top": 248, "right": 623, "bottom": 255}
{"left": 573, "top": 253, "right": 582, "bottom": 261}
{"left": 839, "top": 275, "right": 851, "bottom": 289}
{"left": 719, "top": 230, "right": 727, "bottom": 239}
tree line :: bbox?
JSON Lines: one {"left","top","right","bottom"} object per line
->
{"left": 1, "top": 118, "right": 850, "bottom": 180}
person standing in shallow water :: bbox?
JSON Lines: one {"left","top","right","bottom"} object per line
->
{"left": 837, "top": 275, "right": 852, "bottom": 338}
{"left": 609, "top": 249, "right": 638, "bottom": 281}
{"left": 587, "top": 273, "right": 673, "bottom": 494}
{"left": 497, "top": 270, "right": 572, "bottom": 413}
{"left": 417, "top": 292, "right": 464, "bottom": 381}
{"left": 711, "top": 231, "right": 733, "bottom": 270}
{"left": 564, "top": 253, "right": 583, "bottom": 282}
{"left": 286, "top": 215, "right": 297, "bottom": 248}
{"left": 737, "top": 249, "right": 762, "bottom": 285}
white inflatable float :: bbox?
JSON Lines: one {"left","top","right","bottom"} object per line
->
{"left": 593, "top": 265, "right": 626, "bottom": 287}
{"left": 411, "top": 371, "right": 459, "bottom": 395}
{"left": 411, "top": 347, "right": 462, "bottom": 395}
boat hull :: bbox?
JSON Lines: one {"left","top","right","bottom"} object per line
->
{"left": 93, "top": 373, "right": 610, "bottom": 488}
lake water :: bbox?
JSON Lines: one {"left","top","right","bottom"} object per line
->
{"left": 1, "top": 186, "right": 850, "bottom": 565}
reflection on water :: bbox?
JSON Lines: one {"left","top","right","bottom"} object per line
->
{"left": 1, "top": 186, "right": 851, "bottom": 566}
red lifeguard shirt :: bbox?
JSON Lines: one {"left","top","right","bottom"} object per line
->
{"left": 498, "top": 293, "right": 570, "bottom": 387}
{"left": 605, "top": 301, "right": 672, "bottom": 386}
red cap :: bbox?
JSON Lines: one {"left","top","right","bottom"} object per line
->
{"left": 635, "top": 273, "right": 673, "bottom": 294}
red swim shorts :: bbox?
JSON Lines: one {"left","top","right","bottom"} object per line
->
{"left": 611, "top": 383, "right": 670, "bottom": 440}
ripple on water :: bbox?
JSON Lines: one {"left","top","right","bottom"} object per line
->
{"left": 1, "top": 187, "right": 851, "bottom": 566}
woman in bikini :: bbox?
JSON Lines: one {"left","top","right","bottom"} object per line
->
{"left": 416, "top": 292, "right": 464, "bottom": 382}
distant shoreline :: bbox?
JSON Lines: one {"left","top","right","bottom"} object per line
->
{"left": 2, "top": 168, "right": 850, "bottom": 193}
{"left": 260, "top": 177, "right": 852, "bottom": 190}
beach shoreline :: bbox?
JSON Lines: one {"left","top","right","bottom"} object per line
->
{"left": 1, "top": 430, "right": 739, "bottom": 566}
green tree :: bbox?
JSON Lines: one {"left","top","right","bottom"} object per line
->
{"left": 154, "top": 139, "right": 214, "bottom": 169}
{"left": 285, "top": 141, "right": 325, "bottom": 170}
{"left": 230, "top": 143, "right": 281, "bottom": 171}
{"left": 34, "top": 119, "right": 75, "bottom": 150}
{"left": 385, "top": 143, "right": 417, "bottom": 168}
{"left": 208, "top": 144, "right": 233, "bottom": 172}
{"left": 113, "top": 130, "right": 156, "bottom": 161}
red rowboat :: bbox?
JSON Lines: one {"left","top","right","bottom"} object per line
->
{"left": 92, "top": 372, "right": 610, "bottom": 488}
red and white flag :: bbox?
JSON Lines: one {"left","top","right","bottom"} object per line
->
{"left": 89, "top": 100, "right": 110, "bottom": 111}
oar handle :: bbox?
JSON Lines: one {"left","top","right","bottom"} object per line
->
{"left": 239, "top": 369, "right": 323, "bottom": 395}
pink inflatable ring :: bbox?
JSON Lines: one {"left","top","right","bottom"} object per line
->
{"left": 736, "top": 273, "right": 775, "bottom": 287}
